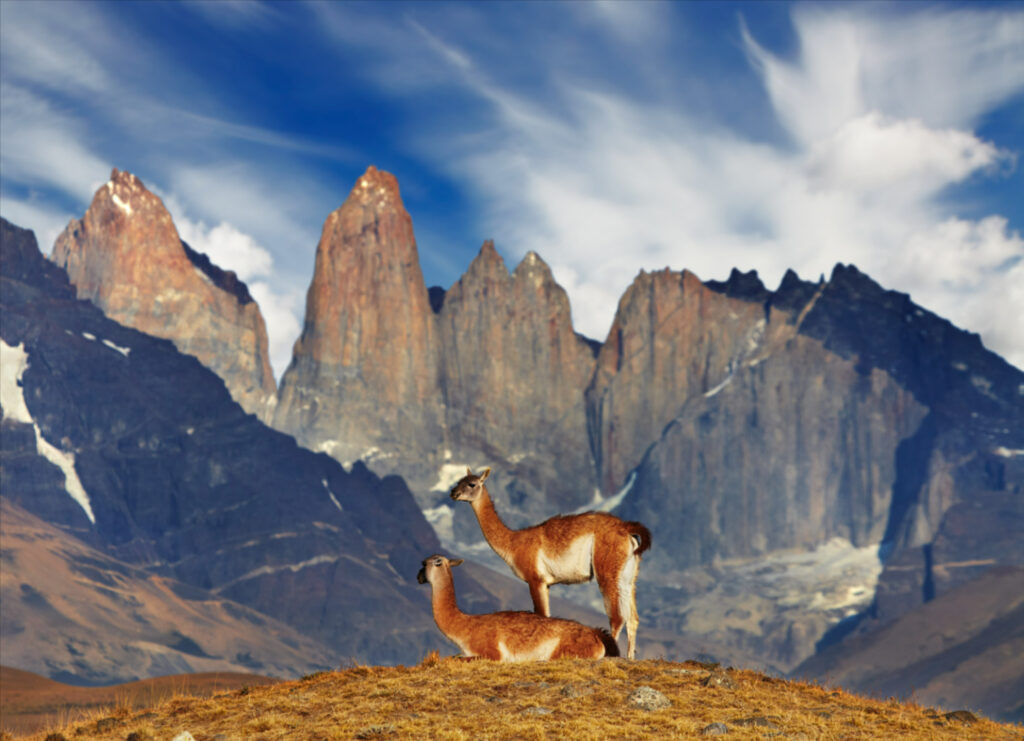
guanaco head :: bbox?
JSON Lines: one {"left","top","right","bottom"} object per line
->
{"left": 450, "top": 467, "right": 491, "bottom": 503}
{"left": 417, "top": 554, "right": 465, "bottom": 584}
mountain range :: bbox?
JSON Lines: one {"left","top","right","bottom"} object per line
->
{"left": 1, "top": 165, "right": 1022, "bottom": 721}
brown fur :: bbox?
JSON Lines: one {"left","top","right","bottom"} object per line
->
{"left": 450, "top": 468, "right": 651, "bottom": 658}
{"left": 417, "top": 555, "right": 611, "bottom": 661}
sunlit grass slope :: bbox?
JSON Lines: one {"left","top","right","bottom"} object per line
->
{"left": 20, "top": 656, "right": 1021, "bottom": 740}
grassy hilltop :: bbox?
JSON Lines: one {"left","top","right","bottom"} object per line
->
{"left": 9, "top": 657, "right": 1021, "bottom": 740}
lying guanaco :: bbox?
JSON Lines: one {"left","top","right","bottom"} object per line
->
{"left": 417, "top": 554, "right": 618, "bottom": 660}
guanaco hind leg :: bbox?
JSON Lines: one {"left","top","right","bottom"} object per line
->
{"left": 594, "top": 534, "right": 642, "bottom": 657}
{"left": 595, "top": 563, "right": 625, "bottom": 642}
{"left": 625, "top": 554, "right": 641, "bottom": 659}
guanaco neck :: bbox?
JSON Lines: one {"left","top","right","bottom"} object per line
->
{"left": 470, "top": 486, "right": 516, "bottom": 558}
{"left": 429, "top": 572, "right": 470, "bottom": 637}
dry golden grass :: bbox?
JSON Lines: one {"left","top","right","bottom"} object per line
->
{"left": 0, "top": 667, "right": 279, "bottom": 737}
{"left": 16, "top": 656, "right": 1022, "bottom": 741}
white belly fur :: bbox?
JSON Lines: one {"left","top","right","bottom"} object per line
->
{"left": 499, "top": 636, "right": 561, "bottom": 662}
{"left": 537, "top": 533, "right": 595, "bottom": 584}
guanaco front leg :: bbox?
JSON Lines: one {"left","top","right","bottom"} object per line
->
{"left": 529, "top": 580, "right": 551, "bottom": 616}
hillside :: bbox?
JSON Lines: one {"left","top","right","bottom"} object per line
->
{"left": 0, "top": 666, "right": 279, "bottom": 736}
{"left": 12, "top": 658, "right": 1020, "bottom": 741}
{"left": 0, "top": 499, "right": 337, "bottom": 683}
{"left": 0, "top": 217, "right": 449, "bottom": 668}
{"left": 796, "top": 567, "right": 1024, "bottom": 723}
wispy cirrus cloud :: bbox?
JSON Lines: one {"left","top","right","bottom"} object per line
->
{"left": 743, "top": 6, "right": 1024, "bottom": 139}
{"left": 2, "top": 0, "right": 1023, "bottom": 373}
{"left": 363, "top": 4, "right": 1024, "bottom": 367}
{"left": 0, "top": 0, "right": 343, "bottom": 378}
{"left": 0, "top": 84, "right": 110, "bottom": 203}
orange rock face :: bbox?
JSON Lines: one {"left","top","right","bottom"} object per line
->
{"left": 438, "top": 241, "right": 597, "bottom": 512}
{"left": 585, "top": 268, "right": 768, "bottom": 493}
{"left": 273, "top": 166, "right": 444, "bottom": 468}
{"left": 52, "top": 170, "right": 276, "bottom": 416}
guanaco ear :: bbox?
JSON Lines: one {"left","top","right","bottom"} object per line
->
{"left": 479, "top": 468, "right": 491, "bottom": 482}
{"left": 449, "top": 558, "right": 464, "bottom": 568}
{"left": 466, "top": 467, "right": 473, "bottom": 476}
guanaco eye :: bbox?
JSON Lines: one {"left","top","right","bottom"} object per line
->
{"left": 434, "top": 559, "right": 442, "bottom": 566}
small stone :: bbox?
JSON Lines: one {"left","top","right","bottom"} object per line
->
{"left": 702, "top": 671, "right": 737, "bottom": 689}
{"left": 560, "top": 684, "right": 592, "bottom": 698}
{"left": 628, "top": 685, "right": 671, "bottom": 711}
{"left": 212, "top": 735, "right": 229, "bottom": 741}
{"left": 730, "top": 716, "right": 780, "bottom": 729}
{"left": 943, "top": 710, "right": 978, "bottom": 724}
{"left": 521, "top": 707, "right": 553, "bottom": 716}
{"left": 171, "top": 734, "right": 196, "bottom": 741}
{"left": 700, "top": 722, "right": 729, "bottom": 736}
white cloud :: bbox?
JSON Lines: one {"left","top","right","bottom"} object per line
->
{"left": 744, "top": 6, "right": 1024, "bottom": 142}
{"left": 160, "top": 193, "right": 306, "bottom": 378}
{"left": 806, "top": 113, "right": 1010, "bottom": 197}
{"left": 0, "top": 0, "right": 115, "bottom": 97}
{"left": 167, "top": 164, "right": 319, "bottom": 260}
{"left": 249, "top": 280, "right": 304, "bottom": 377}
{"left": 894, "top": 216, "right": 1024, "bottom": 369}
{"left": 175, "top": 218, "right": 274, "bottom": 283}
{"left": 176, "top": 213, "right": 305, "bottom": 378}
{"left": 409, "top": 7, "right": 1024, "bottom": 370}
{"left": 0, "top": 84, "right": 110, "bottom": 204}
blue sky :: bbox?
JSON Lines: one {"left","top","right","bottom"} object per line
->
{"left": 2, "top": 1, "right": 1022, "bottom": 373}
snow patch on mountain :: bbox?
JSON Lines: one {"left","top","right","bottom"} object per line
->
{"left": 322, "top": 479, "right": 343, "bottom": 512}
{"left": 102, "top": 338, "right": 131, "bottom": 356}
{"left": 1, "top": 339, "right": 33, "bottom": 423}
{"left": 1, "top": 339, "right": 96, "bottom": 524}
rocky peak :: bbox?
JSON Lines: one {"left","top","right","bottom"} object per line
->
{"left": 272, "top": 166, "right": 444, "bottom": 475}
{"left": 770, "top": 268, "right": 819, "bottom": 313}
{"left": 0, "top": 219, "right": 74, "bottom": 299}
{"left": 438, "top": 240, "right": 597, "bottom": 519}
{"left": 348, "top": 164, "right": 402, "bottom": 209}
{"left": 51, "top": 169, "right": 276, "bottom": 417}
{"left": 705, "top": 268, "right": 770, "bottom": 302}
{"left": 465, "top": 239, "right": 509, "bottom": 282}
{"left": 180, "top": 240, "right": 253, "bottom": 305}
{"left": 512, "top": 250, "right": 557, "bottom": 290}
{"left": 102, "top": 168, "right": 150, "bottom": 217}
{"left": 586, "top": 266, "right": 771, "bottom": 493}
